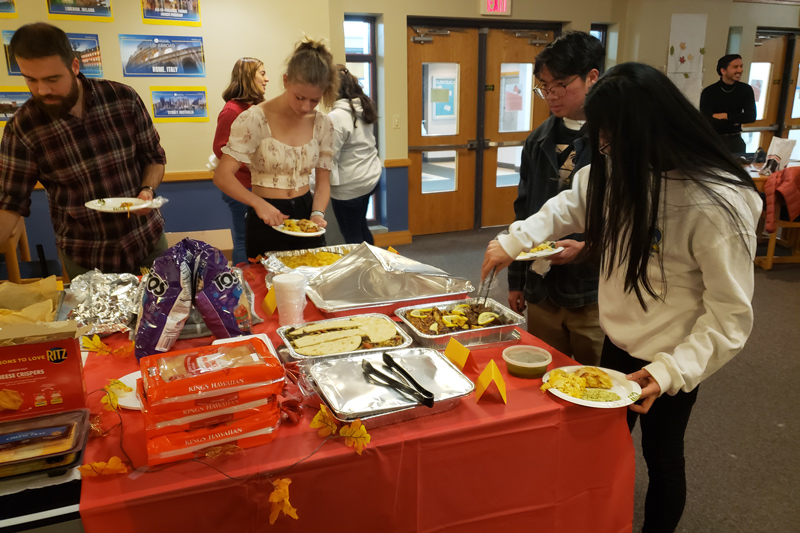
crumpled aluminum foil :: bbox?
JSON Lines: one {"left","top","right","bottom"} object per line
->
{"left": 68, "top": 270, "right": 141, "bottom": 336}
{"left": 305, "top": 243, "right": 474, "bottom": 312}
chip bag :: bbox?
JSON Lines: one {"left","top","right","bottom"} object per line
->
{"left": 193, "top": 243, "right": 253, "bottom": 339}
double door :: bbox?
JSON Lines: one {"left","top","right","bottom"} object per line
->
{"left": 407, "top": 26, "right": 554, "bottom": 235}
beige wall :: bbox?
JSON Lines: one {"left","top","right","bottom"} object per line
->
{"left": 1, "top": 1, "right": 799, "bottom": 171}
{"left": 0, "top": 0, "right": 329, "bottom": 173}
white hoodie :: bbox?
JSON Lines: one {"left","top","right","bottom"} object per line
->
{"left": 328, "top": 98, "right": 382, "bottom": 200}
{"left": 498, "top": 165, "right": 763, "bottom": 396}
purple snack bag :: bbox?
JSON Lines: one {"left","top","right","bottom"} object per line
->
{"left": 134, "top": 239, "right": 195, "bottom": 360}
{"left": 192, "top": 241, "right": 252, "bottom": 339}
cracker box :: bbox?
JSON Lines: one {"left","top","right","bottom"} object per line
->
{"left": 0, "top": 321, "right": 86, "bottom": 422}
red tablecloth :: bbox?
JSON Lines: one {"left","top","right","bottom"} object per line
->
{"left": 78, "top": 265, "right": 635, "bottom": 533}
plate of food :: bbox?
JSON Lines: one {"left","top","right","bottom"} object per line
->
{"left": 115, "top": 370, "right": 142, "bottom": 410}
{"left": 541, "top": 365, "right": 641, "bottom": 408}
{"left": 272, "top": 219, "right": 326, "bottom": 237}
{"left": 85, "top": 197, "right": 152, "bottom": 214}
{"left": 516, "top": 241, "right": 564, "bottom": 261}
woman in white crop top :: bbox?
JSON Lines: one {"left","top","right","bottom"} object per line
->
{"left": 213, "top": 38, "right": 338, "bottom": 256}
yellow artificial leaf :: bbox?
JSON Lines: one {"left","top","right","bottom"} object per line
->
{"left": 679, "top": 42, "right": 686, "bottom": 50}
{"left": 100, "top": 388, "right": 119, "bottom": 411}
{"left": 309, "top": 405, "right": 339, "bottom": 438}
{"left": 111, "top": 341, "right": 134, "bottom": 358}
{"left": 268, "top": 478, "right": 299, "bottom": 525}
{"left": 339, "top": 419, "right": 371, "bottom": 455}
{"left": 687, "top": 53, "right": 694, "bottom": 61}
{"left": 78, "top": 456, "right": 128, "bottom": 477}
{"left": 106, "top": 379, "right": 132, "bottom": 393}
{"left": 82, "top": 334, "right": 113, "bottom": 355}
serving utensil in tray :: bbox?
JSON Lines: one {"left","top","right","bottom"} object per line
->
{"left": 394, "top": 297, "right": 524, "bottom": 350}
{"left": 302, "top": 348, "right": 474, "bottom": 427}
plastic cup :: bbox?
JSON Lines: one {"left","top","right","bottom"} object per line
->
{"left": 272, "top": 273, "right": 307, "bottom": 326}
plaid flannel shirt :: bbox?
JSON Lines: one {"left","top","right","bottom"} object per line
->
{"left": 0, "top": 74, "right": 167, "bottom": 273}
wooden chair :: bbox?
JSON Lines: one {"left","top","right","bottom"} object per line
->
{"left": 754, "top": 216, "right": 800, "bottom": 269}
{"left": 0, "top": 218, "right": 31, "bottom": 283}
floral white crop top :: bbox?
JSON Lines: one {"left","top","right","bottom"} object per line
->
{"left": 222, "top": 106, "right": 334, "bottom": 190}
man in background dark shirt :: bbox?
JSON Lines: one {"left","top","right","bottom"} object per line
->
{"left": 700, "top": 54, "right": 757, "bottom": 153}
{"left": 0, "top": 23, "right": 167, "bottom": 279}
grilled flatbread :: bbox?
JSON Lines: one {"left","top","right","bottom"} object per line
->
{"left": 292, "top": 328, "right": 366, "bottom": 348}
{"left": 288, "top": 319, "right": 362, "bottom": 336}
{"left": 350, "top": 316, "right": 397, "bottom": 343}
{"left": 294, "top": 335, "right": 362, "bottom": 356}
{"left": 574, "top": 367, "right": 614, "bottom": 389}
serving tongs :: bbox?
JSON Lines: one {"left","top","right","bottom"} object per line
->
{"left": 362, "top": 353, "right": 435, "bottom": 408}
{"left": 477, "top": 266, "right": 497, "bottom": 307}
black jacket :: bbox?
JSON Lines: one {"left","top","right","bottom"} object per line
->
{"left": 507, "top": 115, "right": 599, "bottom": 308}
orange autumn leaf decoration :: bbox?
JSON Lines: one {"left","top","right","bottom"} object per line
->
{"left": 339, "top": 419, "right": 371, "bottom": 455}
{"left": 268, "top": 478, "right": 299, "bottom": 525}
{"left": 78, "top": 456, "right": 128, "bottom": 477}
{"left": 100, "top": 378, "right": 132, "bottom": 411}
{"left": 309, "top": 405, "right": 338, "bottom": 438}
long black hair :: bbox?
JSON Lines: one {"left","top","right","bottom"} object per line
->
{"left": 336, "top": 64, "right": 377, "bottom": 127}
{"left": 582, "top": 62, "right": 756, "bottom": 309}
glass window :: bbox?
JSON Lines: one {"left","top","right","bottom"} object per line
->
{"left": 791, "top": 64, "right": 800, "bottom": 119}
{"left": 748, "top": 62, "right": 772, "bottom": 121}
{"left": 421, "top": 63, "right": 459, "bottom": 137}
{"left": 495, "top": 146, "right": 522, "bottom": 188}
{"left": 344, "top": 20, "right": 371, "bottom": 54}
{"left": 345, "top": 62, "right": 371, "bottom": 98}
{"left": 499, "top": 63, "right": 533, "bottom": 133}
{"left": 422, "top": 150, "right": 457, "bottom": 193}
{"left": 787, "top": 130, "right": 800, "bottom": 160}
{"left": 743, "top": 131, "right": 762, "bottom": 153}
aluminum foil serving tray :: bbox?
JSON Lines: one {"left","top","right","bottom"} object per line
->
{"left": 261, "top": 244, "right": 360, "bottom": 279}
{"left": 394, "top": 298, "right": 525, "bottom": 350}
{"left": 302, "top": 348, "right": 474, "bottom": 427}
{"left": 304, "top": 243, "right": 474, "bottom": 317}
{"left": 276, "top": 313, "right": 413, "bottom": 362}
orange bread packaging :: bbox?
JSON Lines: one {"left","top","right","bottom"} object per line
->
{"left": 138, "top": 338, "right": 285, "bottom": 465}
{"left": 138, "top": 339, "right": 284, "bottom": 409}
{"left": 146, "top": 409, "right": 280, "bottom": 466}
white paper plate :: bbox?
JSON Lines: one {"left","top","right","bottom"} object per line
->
{"left": 271, "top": 220, "right": 326, "bottom": 237}
{"left": 116, "top": 370, "right": 142, "bottom": 410}
{"left": 85, "top": 197, "right": 151, "bottom": 213}
{"left": 541, "top": 365, "right": 642, "bottom": 409}
{"left": 516, "top": 244, "right": 564, "bottom": 261}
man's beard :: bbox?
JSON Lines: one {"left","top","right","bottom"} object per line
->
{"left": 34, "top": 74, "right": 80, "bottom": 119}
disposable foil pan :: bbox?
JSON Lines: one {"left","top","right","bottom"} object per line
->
{"left": 394, "top": 298, "right": 525, "bottom": 350}
{"left": 260, "top": 244, "right": 360, "bottom": 280}
{"left": 302, "top": 347, "right": 474, "bottom": 427}
{"left": 276, "top": 313, "right": 413, "bottom": 362}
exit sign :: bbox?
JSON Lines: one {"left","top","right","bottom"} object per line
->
{"left": 481, "top": 0, "right": 511, "bottom": 16}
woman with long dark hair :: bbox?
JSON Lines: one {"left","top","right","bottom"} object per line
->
{"left": 328, "top": 65, "right": 381, "bottom": 244}
{"left": 212, "top": 57, "right": 267, "bottom": 264}
{"left": 481, "top": 62, "right": 762, "bottom": 532}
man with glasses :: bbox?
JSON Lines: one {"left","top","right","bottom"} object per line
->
{"left": 507, "top": 31, "right": 605, "bottom": 366}
{"left": 700, "top": 54, "right": 756, "bottom": 154}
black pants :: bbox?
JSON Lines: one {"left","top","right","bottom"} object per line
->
{"left": 245, "top": 191, "right": 325, "bottom": 257}
{"left": 601, "top": 338, "right": 699, "bottom": 533}
{"left": 720, "top": 133, "right": 746, "bottom": 154}
{"left": 331, "top": 183, "right": 378, "bottom": 245}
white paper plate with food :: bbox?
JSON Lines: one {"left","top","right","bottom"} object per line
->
{"left": 516, "top": 241, "right": 564, "bottom": 261}
{"left": 541, "top": 365, "right": 641, "bottom": 408}
{"left": 271, "top": 219, "right": 326, "bottom": 237}
{"left": 85, "top": 197, "right": 152, "bottom": 213}
{"left": 115, "top": 370, "right": 142, "bottom": 410}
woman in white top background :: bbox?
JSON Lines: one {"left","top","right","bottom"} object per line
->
{"left": 213, "top": 38, "right": 337, "bottom": 255}
{"left": 328, "top": 65, "right": 382, "bottom": 244}
{"left": 481, "top": 62, "right": 761, "bottom": 532}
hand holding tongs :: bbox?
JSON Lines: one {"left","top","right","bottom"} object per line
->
{"left": 362, "top": 353, "right": 435, "bottom": 408}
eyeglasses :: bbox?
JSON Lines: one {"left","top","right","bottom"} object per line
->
{"left": 598, "top": 142, "right": 611, "bottom": 156}
{"left": 533, "top": 75, "right": 581, "bottom": 99}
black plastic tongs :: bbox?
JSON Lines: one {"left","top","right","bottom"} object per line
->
{"left": 362, "top": 353, "right": 435, "bottom": 408}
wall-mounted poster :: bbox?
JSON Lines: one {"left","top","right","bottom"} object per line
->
{"left": 432, "top": 77, "right": 456, "bottom": 118}
{"left": 0, "top": 1, "right": 17, "bottom": 19}
{"left": 67, "top": 33, "right": 103, "bottom": 78}
{"left": 151, "top": 86, "right": 207, "bottom": 122}
{"left": 0, "top": 87, "right": 30, "bottom": 123}
{"left": 47, "top": 0, "right": 114, "bottom": 22}
{"left": 2, "top": 30, "right": 20, "bottom": 76}
{"left": 141, "top": 0, "right": 201, "bottom": 27}
{"left": 119, "top": 34, "right": 205, "bottom": 77}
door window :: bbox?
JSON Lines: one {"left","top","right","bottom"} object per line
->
{"left": 495, "top": 146, "right": 522, "bottom": 188}
{"left": 498, "top": 63, "right": 533, "bottom": 133}
{"left": 749, "top": 62, "right": 772, "bottom": 121}
{"left": 421, "top": 63, "right": 459, "bottom": 136}
{"left": 421, "top": 150, "right": 457, "bottom": 193}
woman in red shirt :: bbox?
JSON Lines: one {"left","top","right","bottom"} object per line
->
{"left": 212, "top": 57, "right": 268, "bottom": 264}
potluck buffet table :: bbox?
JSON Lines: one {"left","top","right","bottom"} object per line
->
{"left": 74, "top": 263, "right": 635, "bottom": 533}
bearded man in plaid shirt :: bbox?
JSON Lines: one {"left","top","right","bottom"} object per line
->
{"left": 0, "top": 22, "right": 168, "bottom": 279}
